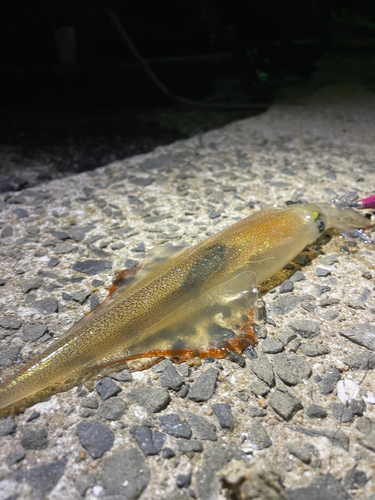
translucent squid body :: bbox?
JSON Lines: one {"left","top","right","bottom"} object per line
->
{"left": 0, "top": 201, "right": 372, "bottom": 415}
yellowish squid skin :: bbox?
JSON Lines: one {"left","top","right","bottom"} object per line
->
{"left": 0, "top": 202, "right": 370, "bottom": 415}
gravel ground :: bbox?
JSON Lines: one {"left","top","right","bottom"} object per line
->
{"left": 1, "top": 79, "right": 375, "bottom": 500}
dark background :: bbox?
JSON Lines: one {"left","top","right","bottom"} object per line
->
{"left": 0, "top": 0, "right": 374, "bottom": 190}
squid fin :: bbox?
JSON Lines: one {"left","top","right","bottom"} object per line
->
{"left": 108, "top": 245, "right": 190, "bottom": 297}
{"left": 93, "top": 269, "right": 258, "bottom": 370}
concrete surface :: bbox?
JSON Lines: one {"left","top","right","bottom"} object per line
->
{"left": 0, "top": 81, "right": 375, "bottom": 500}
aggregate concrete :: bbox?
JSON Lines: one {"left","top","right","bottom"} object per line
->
{"left": 1, "top": 81, "right": 375, "bottom": 500}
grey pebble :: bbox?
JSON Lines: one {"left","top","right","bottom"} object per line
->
{"left": 53, "top": 231, "right": 71, "bottom": 240}
{"left": 209, "top": 209, "right": 220, "bottom": 219}
{"left": 346, "top": 299, "right": 366, "bottom": 310}
{"left": 90, "top": 294, "right": 100, "bottom": 310}
{"left": 356, "top": 416, "right": 375, "bottom": 434}
{"left": 320, "top": 297, "right": 340, "bottom": 307}
{"left": 358, "top": 433, "right": 375, "bottom": 453}
{"left": 131, "top": 177, "right": 155, "bottom": 186}
{"left": 280, "top": 280, "right": 294, "bottom": 293}
{"left": 13, "top": 208, "right": 29, "bottom": 218}
{"left": 20, "top": 277, "right": 43, "bottom": 293}
{"left": 277, "top": 330, "right": 297, "bottom": 345}
{"left": 71, "top": 290, "right": 90, "bottom": 304}
{"left": 362, "top": 271, "right": 372, "bottom": 280}
{"left": 6, "top": 449, "right": 26, "bottom": 467}
{"left": 159, "top": 364, "right": 185, "bottom": 390}
{"left": 128, "top": 387, "right": 170, "bottom": 413}
{"left": 81, "top": 395, "right": 99, "bottom": 409}
{"left": 344, "top": 352, "right": 375, "bottom": 370}
{"left": 227, "top": 351, "right": 246, "bottom": 367}
{"left": 96, "top": 377, "right": 122, "bottom": 400}
{"left": 84, "top": 236, "right": 105, "bottom": 247}
{"left": 176, "top": 473, "right": 192, "bottom": 488}
{"left": 301, "top": 301, "right": 316, "bottom": 313}
{"left": 100, "top": 448, "right": 150, "bottom": 497}
{"left": 0, "top": 278, "right": 6, "bottom": 286}
{"left": 319, "top": 368, "right": 341, "bottom": 394}
{"left": 344, "top": 468, "right": 367, "bottom": 490}
{"left": 247, "top": 420, "right": 272, "bottom": 450}
{"left": 273, "top": 353, "right": 312, "bottom": 386}
{"left": 208, "top": 324, "right": 235, "bottom": 342}
{"left": 288, "top": 473, "right": 347, "bottom": 500}
{"left": 267, "top": 318, "right": 277, "bottom": 327}
{"left": 121, "top": 258, "right": 138, "bottom": 270}
{"left": 188, "top": 369, "right": 219, "bottom": 402}
{"left": 79, "top": 409, "right": 95, "bottom": 418}
{"left": 182, "top": 412, "right": 217, "bottom": 441}
{"left": 249, "top": 354, "right": 275, "bottom": 387}
{"left": 25, "top": 327, "right": 51, "bottom": 344}
{"left": 290, "top": 271, "right": 306, "bottom": 282}
{"left": 110, "top": 368, "right": 132, "bottom": 382}
{"left": 158, "top": 414, "right": 192, "bottom": 439}
{"left": 340, "top": 323, "right": 375, "bottom": 350}
{"left": 300, "top": 343, "right": 331, "bottom": 357}
{"left": 131, "top": 242, "right": 146, "bottom": 252}
{"left": 15, "top": 457, "right": 67, "bottom": 500}
{"left": 268, "top": 390, "right": 303, "bottom": 421}
{"left": 320, "top": 255, "right": 339, "bottom": 266}
{"left": 75, "top": 472, "right": 96, "bottom": 496}
{"left": 21, "top": 427, "right": 48, "bottom": 450}
{"left": 161, "top": 447, "right": 176, "bottom": 458}
{"left": 349, "top": 398, "right": 366, "bottom": 416}
{"left": 42, "top": 239, "right": 56, "bottom": 248}
{"left": 319, "top": 310, "right": 339, "bottom": 321}
{"left": 243, "top": 345, "right": 258, "bottom": 359}
{"left": 255, "top": 325, "right": 268, "bottom": 339}
{"left": 289, "top": 320, "right": 320, "bottom": 339}
{"left": 176, "top": 439, "right": 203, "bottom": 453}
{"left": 179, "top": 385, "right": 190, "bottom": 398}
{"left": 130, "top": 425, "right": 167, "bottom": 455}
{"left": 26, "top": 225, "right": 40, "bottom": 235}
{"left": 236, "top": 391, "right": 249, "bottom": 402}
{"left": 305, "top": 404, "right": 327, "bottom": 419}
{"left": 288, "top": 444, "right": 311, "bottom": 464}
{"left": 151, "top": 358, "right": 172, "bottom": 373}
{"left": 176, "top": 363, "right": 191, "bottom": 377}
{"left": 293, "top": 254, "right": 310, "bottom": 266}
{"left": 32, "top": 297, "right": 58, "bottom": 314}
{"left": 271, "top": 296, "right": 301, "bottom": 315}
{"left": 72, "top": 259, "right": 112, "bottom": 276}
{"left": 48, "top": 258, "right": 59, "bottom": 267}
{"left": 212, "top": 403, "right": 233, "bottom": 429}
{"left": 250, "top": 379, "right": 270, "bottom": 397}
{"left": 97, "top": 397, "right": 126, "bottom": 420}
{"left": 70, "top": 225, "right": 96, "bottom": 242}
{"left": 1, "top": 226, "right": 13, "bottom": 238}
{"left": 76, "top": 421, "right": 115, "bottom": 459}
{"left": 111, "top": 242, "right": 125, "bottom": 250}
{"left": 0, "top": 317, "right": 22, "bottom": 330}
{"left": 248, "top": 406, "right": 267, "bottom": 417}
{"left": 316, "top": 268, "right": 331, "bottom": 277}
{"left": 330, "top": 403, "right": 354, "bottom": 423}
{"left": 0, "top": 346, "right": 22, "bottom": 367}
{"left": 0, "top": 416, "right": 17, "bottom": 436}
{"left": 262, "top": 338, "right": 284, "bottom": 354}
{"left": 54, "top": 243, "right": 77, "bottom": 254}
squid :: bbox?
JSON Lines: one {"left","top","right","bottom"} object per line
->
{"left": 0, "top": 199, "right": 373, "bottom": 415}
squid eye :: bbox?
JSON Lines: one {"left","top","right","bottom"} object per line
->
{"left": 317, "top": 221, "right": 325, "bottom": 232}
